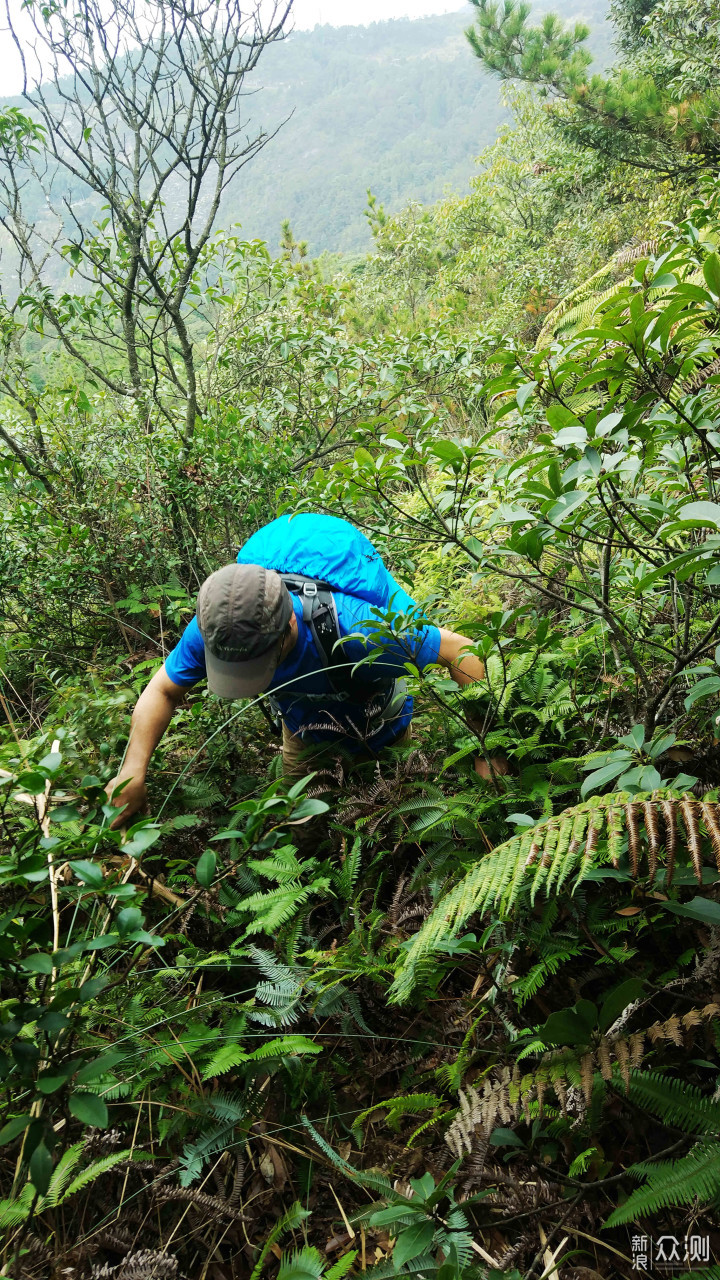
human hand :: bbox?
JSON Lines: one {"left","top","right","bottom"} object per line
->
{"left": 105, "top": 772, "right": 148, "bottom": 830}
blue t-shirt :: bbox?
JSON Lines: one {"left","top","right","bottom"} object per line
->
{"left": 164, "top": 586, "right": 441, "bottom": 752}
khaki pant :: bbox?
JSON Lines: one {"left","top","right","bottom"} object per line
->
{"left": 281, "top": 720, "right": 412, "bottom": 782}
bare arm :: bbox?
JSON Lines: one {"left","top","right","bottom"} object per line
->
{"left": 437, "top": 628, "right": 510, "bottom": 781}
{"left": 105, "top": 665, "right": 187, "bottom": 828}
{"left": 437, "top": 628, "right": 486, "bottom": 687}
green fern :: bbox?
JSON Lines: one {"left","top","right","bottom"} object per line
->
{"left": 352, "top": 1092, "right": 445, "bottom": 1137}
{"left": 249, "top": 1201, "right": 310, "bottom": 1280}
{"left": 605, "top": 1142, "right": 720, "bottom": 1225}
{"left": 626, "top": 1070, "right": 720, "bottom": 1135}
{"left": 277, "top": 1246, "right": 357, "bottom": 1280}
{"left": 390, "top": 790, "right": 720, "bottom": 1003}
{"left": 301, "top": 1116, "right": 395, "bottom": 1198}
{"left": 0, "top": 1145, "right": 133, "bottom": 1228}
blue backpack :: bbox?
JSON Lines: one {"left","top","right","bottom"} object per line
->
{"left": 237, "top": 514, "right": 395, "bottom": 700}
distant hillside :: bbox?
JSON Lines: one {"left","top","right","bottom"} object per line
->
{"left": 2, "top": 4, "right": 611, "bottom": 263}
{"left": 222, "top": 4, "right": 611, "bottom": 254}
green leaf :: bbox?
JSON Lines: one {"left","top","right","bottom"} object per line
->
{"left": 121, "top": 825, "right": 162, "bottom": 857}
{"left": 650, "top": 272, "right": 677, "bottom": 289}
{"left": 684, "top": 676, "right": 720, "bottom": 711}
{"left": 662, "top": 898, "right": 720, "bottom": 927}
{"left": 516, "top": 381, "right": 537, "bottom": 410}
{"left": 36, "top": 1071, "right": 71, "bottom": 1094}
{"left": 489, "top": 1126, "right": 525, "bottom": 1148}
{"left": 546, "top": 490, "right": 588, "bottom": 525}
{"left": 430, "top": 440, "right": 464, "bottom": 466}
{"left": 675, "top": 501, "right": 720, "bottom": 528}
{"left": 553, "top": 425, "right": 587, "bottom": 448}
{"left": 369, "top": 1205, "right": 425, "bottom": 1228}
{"left": 0, "top": 1114, "right": 32, "bottom": 1145}
{"left": 68, "top": 860, "right": 105, "bottom": 888}
{"left": 288, "top": 797, "right": 330, "bottom": 822}
{"left": 16, "top": 771, "right": 47, "bottom": 795}
{"left": 540, "top": 1000, "right": 597, "bottom": 1046}
{"left": 115, "top": 908, "right": 144, "bottom": 937}
{"left": 39, "top": 751, "right": 62, "bottom": 772}
{"left": 599, "top": 978, "right": 644, "bottom": 1033}
{"left": 703, "top": 252, "right": 720, "bottom": 296}
{"left": 68, "top": 1091, "right": 109, "bottom": 1127}
{"left": 20, "top": 953, "right": 53, "bottom": 974}
{"left": 393, "top": 1220, "right": 435, "bottom": 1268}
{"left": 30, "top": 1141, "right": 53, "bottom": 1195}
{"left": 580, "top": 759, "right": 629, "bottom": 798}
{"left": 196, "top": 849, "right": 217, "bottom": 887}
{"left": 596, "top": 411, "right": 624, "bottom": 437}
{"left": 74, "top": 1052, "right": 125, "bottom": 1084}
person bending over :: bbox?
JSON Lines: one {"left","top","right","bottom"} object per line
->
{"left": 106, "top": 514, "right": 494, "bottom": 825}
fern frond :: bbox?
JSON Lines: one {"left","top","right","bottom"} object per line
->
{"left": 354, "top": 1093, "right": 444, "bottom": 1133}
{"left": 277, "top": 1246, "right": 326, "bottom": 1280}
{"left": 45, "top": 1141, "right": 84, "bottom": 1205}
{"left": 63, "top": 1149, "right": 135, "bottom": 1200}
{"left": 202, "top": 1044, "right": 249, "bottom": 1079}
{"left": 390, "top": 790, "right": 720, "bottom": 1003}
{"left": 626, "top": 1069, "right": 720, "bottom": 1134}
{"left": 0, "top": 1186, "right": 35, "bottom": 1229}
{"left": 605, "top": 1142, "right": 720, "bottom": 1225}
{"left": 301, "top": 1116, "right": 394, "bottom": 1198}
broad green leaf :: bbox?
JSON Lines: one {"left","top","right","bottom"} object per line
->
{"left": 369, "top": 1205, "right": 425, "bottom": 1228}
{"left": 121, "top": 826, "right": 162, "bottom": 857}
{"left": 649, "top": 272, "right": 677, "bottom": 289}
{"left": 68, "top": 860, "right": 105, "bottom": 888}
{"left": 553, "top": 426, "right": 587, "bottom": 448}
{"left": 0, "top": 1115, "right": 32, "bottom": 1145}
{"left": 540, "top": 1000, "right": 597, "bottom": 1046}
{"left": 675, "top": 501, "right": 720, "bottom": 528}
{"left": 599, "top": 978, "right": 644, "bottom": 1032}
{"left": 703, "top": 252, "right": 720, "bottom": 296}
{"left": 21, "top": 953, "right": 53, "bottom": 974}
{"left": 684, "top": 675, "right": 720, "bottom": 710}
{"left": 115, "top": 907, "right": 144, "bottom": 937}
{"left": 489, "top": 1126, "right": 525, "bottom": 1148}
{"left": 196, "top": 849, "right": 217, "bottom": 887}
{"left": 430, "top": 440, "right": 464, "bottom": 466}
{"left": 596, "top": 411, "right": 624, "bottom": 436}
{"left": 69, "top": 1091, "right": 109, "bottom": 1127}
{"left": 75, "top": 1052, "right": 125, "bottom": 1084}
{"left": 30, "top": 1141, "right": 53, "bottom": 1195}
{"left": 288, "top": 797, "right": 330, "bottom": 822}
{"left": 516, "top": 381, "right": 537, "bottom": 410}
{"left": 580, "top": 760, "right": 629, "bottom": 798}
{"left": 393, "top": 1220, "right": 435, "bottom": 1268}
{"left": 38, "top": 751, "right": 62, "bottom": 771}
{"left": 663, "top": 898, "right": 720, "bottom": 927}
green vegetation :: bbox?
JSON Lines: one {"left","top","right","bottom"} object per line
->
{"left": 2, "top": 0, "right": 720, "bottom": 1276}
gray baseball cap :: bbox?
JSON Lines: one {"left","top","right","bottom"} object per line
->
{"left": 196, "top": 563, "right": 293, "bottom": 699}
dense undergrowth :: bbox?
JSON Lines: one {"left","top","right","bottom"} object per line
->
{"left": 3, "top": 0, "right": 720, "bottom": 1276}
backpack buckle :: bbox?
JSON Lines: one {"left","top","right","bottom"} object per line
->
{"left": 302, "top": 583, "right": 318, "bottom": 598}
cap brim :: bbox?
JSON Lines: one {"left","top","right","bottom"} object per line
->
{"left": 205, "top": 642, "right": 281, "bottom": 699}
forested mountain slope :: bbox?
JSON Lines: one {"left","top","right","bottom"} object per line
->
{"left": 2, "top": 5, "right": 610, "bottom": 258}
{"left": 216, "top": 3, "right": 610, "bottom": 252}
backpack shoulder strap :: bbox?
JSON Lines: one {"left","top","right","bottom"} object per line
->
{"left": 281, "top": 573, "right": 377, "bottom": 697}
{"left": 280, "top": 574, "right": 339, "bottom": 668}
